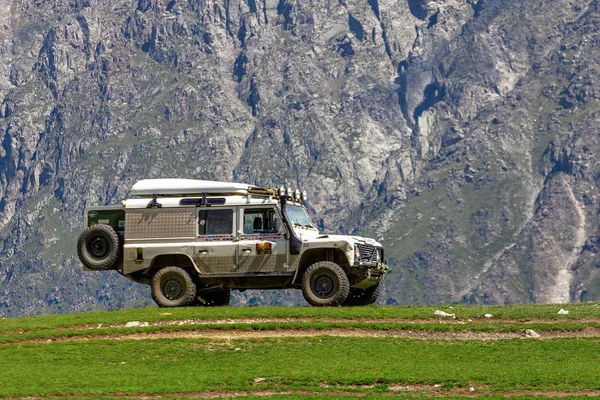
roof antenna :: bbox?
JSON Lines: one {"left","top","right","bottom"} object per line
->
{"left": 147, "top": 193, "right": 162, "bottom": 208}
{"left": 198, "top": 192, "right": 211, "bottom": 207}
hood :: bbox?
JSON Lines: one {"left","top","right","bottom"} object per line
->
{"left": 312, "top": 234, "right": 383, "bottom": 247}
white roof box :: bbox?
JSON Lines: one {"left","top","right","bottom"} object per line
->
{"left": 131, "top": 179, "right": 252, "bottom": 196}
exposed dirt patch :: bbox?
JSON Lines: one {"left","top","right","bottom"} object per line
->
{"left": 13, "top": 326, "right": 600, "bottom": 345}
{"left": 28, "top": 316, "right": 600, "bottom": 333}
{"left": 11, "top": 387, "right": 600, "bottom": 399}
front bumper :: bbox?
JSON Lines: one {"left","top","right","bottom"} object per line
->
{"left": 350, "top": 261, "right": 388, "bottom": 289}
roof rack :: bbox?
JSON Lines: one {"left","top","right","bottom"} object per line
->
{"left": 131, "top": 179, "right": 252, "bottom": 197}
{"left": 130, "top": 179, "right": 307, "bottom": 202}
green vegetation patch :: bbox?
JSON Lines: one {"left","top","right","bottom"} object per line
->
{"left": 0, "top": 320, "right": 599, "bottom": 344}
{"left": 1, "top": 337, "right": 600, "bottom": 397}
{"left": 2, "top": 303, "right": 599, "bottom": 333}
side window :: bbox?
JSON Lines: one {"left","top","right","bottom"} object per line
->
{"left": 198, "top": 209, "right": 233, "bottom": 235}
{"left": 243, "top": 208, "right": 277, "bottom": 234}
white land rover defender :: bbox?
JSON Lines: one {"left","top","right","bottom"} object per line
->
{"left": 77, "top": 179, "right": 387, "bottom": 307}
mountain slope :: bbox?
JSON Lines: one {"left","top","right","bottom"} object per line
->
{"left": 1, "top": 0, "right": 599, "bottom": 316}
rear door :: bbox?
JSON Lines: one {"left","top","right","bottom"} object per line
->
{"left": 236, "top": 206, "right": 289, "bottom": 274}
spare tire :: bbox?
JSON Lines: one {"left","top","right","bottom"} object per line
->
{"left": 77, "top": 224, "right": 121, "bottom": 270}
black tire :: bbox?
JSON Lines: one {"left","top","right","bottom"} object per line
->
{"left": 343, "top": 282, "right": 381, "bottom": 306}
{"left": 77, "top": 224, "right": 121, "bottom": 270}
{"left": 196, "top": 289, "right": 231, "bottom": 307}
{"left": 151, "top": 267, "right": 197, "bottom": 308}
{"left": 301, "top": 261, "right": 350, "bottom": 307}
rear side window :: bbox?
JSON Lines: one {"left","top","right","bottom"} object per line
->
{"left": 198, "top": 209, "right": 233, "bottom": 235}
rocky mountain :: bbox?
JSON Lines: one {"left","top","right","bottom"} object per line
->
{"left": 1, "top": 0, "right": 599, "bottom": 317}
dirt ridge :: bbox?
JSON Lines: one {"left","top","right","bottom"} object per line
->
{"left": 6, "top": 316, "right": 600, "bottom": 335}
{"left": 5, "top": 326, "right": 600, "bottom": 346}
{"left": 10, "top": 387, "right": 600, "bottom": 399}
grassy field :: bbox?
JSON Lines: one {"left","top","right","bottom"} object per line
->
{"left": 1, "top": 303, "right": 600, "bottom": 399}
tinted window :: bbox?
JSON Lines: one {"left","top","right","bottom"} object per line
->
{"left": 243, "top": 208, "right": 277, "bottom": 234}
{"left": 198, "top": 209, "right": 233, "bottom": 235}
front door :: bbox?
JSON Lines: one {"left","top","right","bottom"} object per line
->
{"left": 236, "top": 206, "right": 289, "bottom": 274}
{"left": 193, "top": 207, "right": 237, "bottom": 274}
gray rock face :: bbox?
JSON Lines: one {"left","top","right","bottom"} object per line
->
{"left": 1, "top": 0, "right": 600, "bottom": 316}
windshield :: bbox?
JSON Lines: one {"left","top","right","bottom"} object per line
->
{"left": 285, "top": 205, "right": 315, "bottom": 229}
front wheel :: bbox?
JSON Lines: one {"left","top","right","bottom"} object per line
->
{"left": 301, "top": 261, "right": 350, "bottom": 307}
{"left": 151, "top": 267, "right": 197, "bottom": 308}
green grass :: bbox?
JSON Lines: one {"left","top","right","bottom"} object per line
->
{"left": 1, "top": 303, "right": 600, "bottom": 398}
{"left": 0, "top": 320, "right": 599, "bottom": 345}
{"left": 1, "top": 337, "right": 600, "bottom": 397}
{"left": 2, "top": 303, "right": 598, "bottom": 332}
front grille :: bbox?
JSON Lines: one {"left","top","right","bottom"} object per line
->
{"left": 356, "top": 243, "right": 380, "bottom": 263}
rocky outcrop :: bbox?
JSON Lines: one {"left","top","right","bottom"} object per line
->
{"left": 1, "top": 0, "right": 600, "bottom": 316}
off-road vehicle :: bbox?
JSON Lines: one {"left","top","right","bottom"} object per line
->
{"left": 77, "top": 179, "right": 387, "bottom": 307}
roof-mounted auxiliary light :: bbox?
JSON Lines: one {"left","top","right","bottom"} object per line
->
{"left": 301, "top": 190, "right": 307, "bottom": 201}
{"left": 286, "top": 187, "right": 293, "bottom": 197}
{"left": 279, "top": 187, "right": 286, "bottom": 197}
{"left": 294, "top": 189, "right": 301, "bottom": 201}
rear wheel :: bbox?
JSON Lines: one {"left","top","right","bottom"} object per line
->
{"left": 151, "top": 267, "right": 197, "bottom": 308}
{"left": 343, "top": 282, "right": 381, "bottom": 306}
{"left": 77, "top": 224, "right": 121, "bottom": 270}
{"left": 301, "top": 261, "right": 350, "bottom": 307}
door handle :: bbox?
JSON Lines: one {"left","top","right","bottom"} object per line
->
{"left": 198, "top": 250, "right": 209, "bottom": 255}
{"left": 242, "top": 248, "right": 252, "bottom": 253}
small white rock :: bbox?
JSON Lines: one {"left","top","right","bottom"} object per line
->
{"left": 254, "top": 378, "right": 267, "bottom": 383}
{"left": 469, "top": 387, "right": 475, "bottom": 392}
{"left": 434, "top": 310, "right": 456, "bottom": 318}
{"left": 558, "top": 309, "right": 569, "bottom": 315}
{"left": 234, "top": 347, "right": 241, "bottom": 351}
{"left": 484, "top": 314, "right": 493, "bottom": 318}
{"left": 124, "top": 321, "right": 149, "bottom": 328}
{"left": 525, "top": 329, "right": 540, "bottom": 338}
